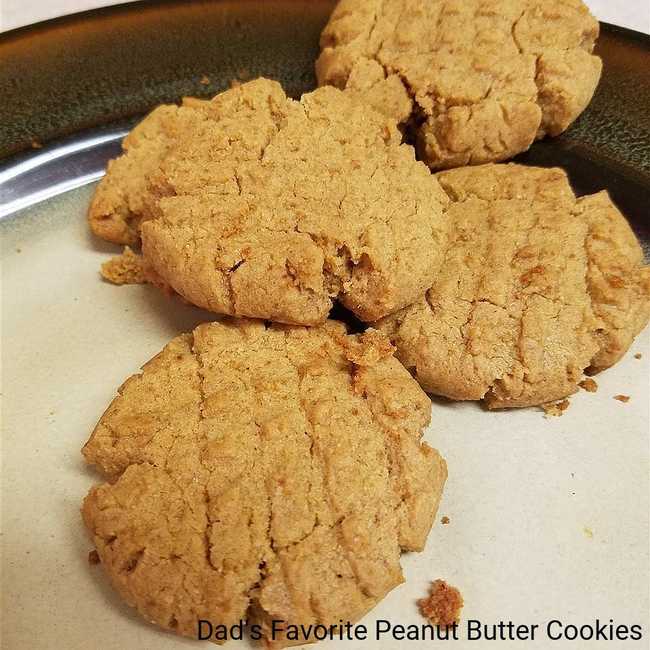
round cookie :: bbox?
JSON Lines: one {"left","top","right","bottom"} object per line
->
{"left": 377, "top": 164, "right": 650, "bottom": 408}
{"left": 89, "top": 78, "right": 451, "bottom": 326}
{"left": 82, "top": 319, "right": 447, "bottom": 645}
{"left": 316, "top": 0, "right": 602, "bottom": 169}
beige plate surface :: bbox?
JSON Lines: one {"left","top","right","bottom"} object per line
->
{"left": 2, "top": 185, "right": 649, "bottom": 649}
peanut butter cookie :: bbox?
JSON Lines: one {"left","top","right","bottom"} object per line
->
{"left": 378, "top": 164, "right": 650, "bottom": 408}
{"left": 317, "top": 0, "right": 602, "bottom": 169}
{"left": 82, "top": 319, "right": 447, "bottom": 646}
{"left": 89, "top": 79, "right": 450, "bottom": 325}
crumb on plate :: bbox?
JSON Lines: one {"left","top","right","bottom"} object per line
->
{"left": 578, "top": 378, "right": 598, "bottom": 393}
{"left": 100, "top": 246, "right": 147, "bottom": 285}
{"left": 441, "top": 516, "right": 450, "bottom": 525}
{"left": 541, "top": 399, "right": 570, "bottom": 417}
{"left": 418, "top": 580, "right": 463, "bottom": 627}
{"left": 613, "top": 394, "right": 630, "bottom": 403}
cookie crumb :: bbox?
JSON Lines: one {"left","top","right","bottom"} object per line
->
{"left": 578, "top": 378, "right": 598, "bottom": 393}
{"left": 441, "top": 516, "right": 450, "bottom": 525}
{"left": 583, "top": 527, "right": 594, "bottom": 539}
{"left": 100, "top": 247, "right": 147, "bottom": 285}
{"left": 418, "top": 580, "right": 463, "bottom": 627}
{"left": 541, "top": 399, "right": 570, "bottom": 417}
{"left": 199, "top": 75, "right": 210, "bottom": 85}
{"left": 88, "top": 549, "right": 101, "bottom": 565}
{"left": 634, "top": 353, "right": 642, "bottom": 360}
{"left": 613, "top": 394, "right": 630, "bottom": 403}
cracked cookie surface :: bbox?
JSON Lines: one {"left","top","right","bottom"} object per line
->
{"left": 377, "top": 164, "right": 650, "bottom": 408}
{"left": 89, "top": 78, "right": 450, "bottom": 325}
{"left": 316, "top": 0, "right": 602, "bottom": 169}
{"left": 87, "top": 99, "right": 209, "bottom": 245}
{"left": 82, "top": 319, "right": 447, "bottom": 646}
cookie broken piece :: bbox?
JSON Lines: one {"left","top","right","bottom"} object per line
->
{"left": 378, "top": 164, "right": 650, "bottom": 409}
{"left": 578, "top": 378, "right": 598, "bottom": 393}
{"left": 418, "top": 580, "right": 464, "bottom": 627}
{"left": 82, "top": 319, "right": 447, "bottom": 646}
{"left": 317, "top": 0, "right": 602, "bottom": 169}
{"left": 100, "top": 247, "right": 147, "bottom": 285}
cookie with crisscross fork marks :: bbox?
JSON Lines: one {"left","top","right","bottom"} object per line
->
{"left": 317, "top": 0, "right": 602, "bottom": 169}
{"left": 378, "top": 164, "right": 650, "bottom": 408}
{"left": 88, "top": 78, "right": 450, "bottom": 325}
{"left": 82, "top": 319, "right": 446, "bottom": 646}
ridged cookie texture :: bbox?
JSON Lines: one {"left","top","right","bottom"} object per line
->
{"left": 378, "top": 164, "right": 650, "bottom": 409}
{"left": 317, "top": 0, "right": 602, "bottom": 169}
{"left": 88, "top": 78, "right": 450, "bottom": 326}
{"left": 82, "top": 319, "right": 447, "bottom": 647}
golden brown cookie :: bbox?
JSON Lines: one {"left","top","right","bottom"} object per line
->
{"left": 378, "top": 164, "right": 650, "bottom": 408}
{"left": 82, "top": 319, "right": 447, "bottom": 646}
{"left": 317, "top": 0, "right": 602, "bottom": 169}
{"left": 88, "top": 79, "right": 450, "bottom": 325}
{"left": 141, "top": 79, "right": 449, "bottom": 325}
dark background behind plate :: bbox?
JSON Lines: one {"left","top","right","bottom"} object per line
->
{"left": 0, "top": 0, "right": 648, "bottom": 248}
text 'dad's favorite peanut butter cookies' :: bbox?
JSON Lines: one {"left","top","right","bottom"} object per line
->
{"left": 378, "top": 164, "right": 650, "bottom": 409}
{"left": 89, "top": 78, "right": 451, "bottom": 325}
{"left": 82, "top": 320, "right": 447, "bottom": 647}
{"left": 317, "top": 0, "right": 602, "bottom": 169}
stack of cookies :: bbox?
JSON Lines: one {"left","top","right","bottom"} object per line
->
{"left": 81, "top": 0, "right": 650, "bottom": 647}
